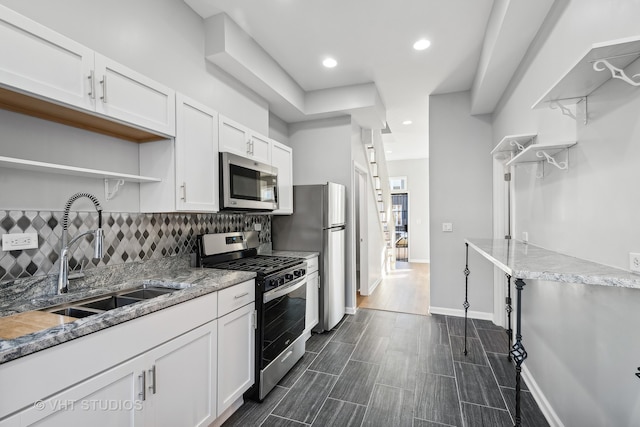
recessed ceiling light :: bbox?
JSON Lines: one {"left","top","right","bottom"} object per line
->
{"left": 413, "top": 39, "right": 431, "bottom": 51}
{"left": 322, "top": 57, "right": 337, "bottom": 68}
{"left": 402, "top": 120, "right": 413, "bottom": 125}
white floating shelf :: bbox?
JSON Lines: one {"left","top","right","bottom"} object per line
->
{"left": 0, "top": 156, "right": 161, "bottom": 183}
{"left": 506, "top": 142, "right": 577, "bottom": 167}
{"left": 532, "top": 36, "right": 640, "bottom": 109}
{"left": 491, "top": 133, "right": 537, "bottom": 156}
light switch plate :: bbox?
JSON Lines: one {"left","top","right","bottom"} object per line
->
{"left": 442, "top": 223, "right": 453, "bottom": 232}
{"left": 2, "top": 233, "right": 38, "bottom": 251}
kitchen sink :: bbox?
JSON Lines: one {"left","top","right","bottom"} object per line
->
{"left": 80, "top": 295, "right": 141, "bottom": 311}
{"left": 41, "top": 285, "right": 183, "bottom": 319}
{"left": 118, "top": 287, "right": 177, "bottom": 300}
{"left": 51, "top": 307, "right": 100, "bottom": 319}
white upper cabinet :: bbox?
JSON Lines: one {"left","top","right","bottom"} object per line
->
{"left": 271, "top": 140, "right": 293, "bottom": 215}
{"left": 93, "top": 54, "right": 175, "bottom": 137}
{"left": 0, "top": 5, "right": 175, "bottom": 139}
{"left": 219, "top": 115, "right": 270, "bottom": 164}
{"left": 174, "top": 95, "right": 219, "bottom": 212}
{"left": 0, "top": 5, "right": 94, "bottom": 110}
{"left": 249, "top": 132, "right": 271, "bottom": 164}
{"left": 139, "top": 94, "right": 219, "bottom": 213}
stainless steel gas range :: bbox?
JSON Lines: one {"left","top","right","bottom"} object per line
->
{"left": 196, "top": 231, "right": 306, "bottom": 401}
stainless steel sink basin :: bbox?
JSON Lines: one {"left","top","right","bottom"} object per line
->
{"left": 80, "top": 295, "right": 141, "bottom": 311}
{"left": 41, "top": 285, "right": 183, "bottom": 319}
{"left": 51, "top": 307, "right": 100, "bottom": 318}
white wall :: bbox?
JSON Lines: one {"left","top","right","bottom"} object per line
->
{"left": 491, "top": 0, "right": 640, "bottom": 424}
{"left": 429, "top": 91, "right": 494, "bottom": 317}
{"left": 387, "top": 159, "right": 430, "bottom": 262}
{"left": 0, "top": 0, "right": 268, "bottom": 212}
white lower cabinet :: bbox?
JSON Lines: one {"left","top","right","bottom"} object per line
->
{"left": 0, "top": 281, "right": 258, "bottom": 427}
{"left": 305, "top": 270, "right": 320, "bottom": 333}
{"left": 5, "top": 320, "right": 218, "bottom": 427}
{"left": 217, "top": 301, "right": 256, "bottom": 415}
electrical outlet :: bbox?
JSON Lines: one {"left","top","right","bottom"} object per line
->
{"left": 630, "top": 253, "right": 640, "bottom": 274}
{"left": 2, "top": 233, "right": 38, "bottom": 251}
{"left": 442, "top": 223, "right": 453, "bottom": 232}
{"left": 253, "top": 223, "right": 262, "bottom": 231}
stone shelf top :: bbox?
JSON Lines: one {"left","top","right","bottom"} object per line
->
{"left": 465, "top": 238, "right": 640, "bottom": 289}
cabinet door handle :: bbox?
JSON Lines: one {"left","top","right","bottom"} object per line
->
{"left": 149, "top": 365, "right": 157, "bottom": 395}
{"left": 234, "top": 292, "right": 249, "bottom": 299}
{"left": 317, "top": 276, "right": 320, "bottom": 289}
{"left": 138, "top": 371, "right": 146, "bottom": 401}
{"left": 100, "top": 75, "right": 107, "bottom": 103}
{"left": 88, "top": 70, "right": 95, "bottom": 99}
{"left": 181, "top": 182, "right": 187, "bottom": 201}
{"left": 246, "top": 140, "right": 252, "bottom": 155}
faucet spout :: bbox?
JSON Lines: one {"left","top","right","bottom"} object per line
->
{"left": 58, "top": 193, "right": 104, "bottom": 294}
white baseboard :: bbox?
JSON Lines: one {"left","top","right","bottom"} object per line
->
{"left": 345, "top": 306, "right": 357, "bottom": 315}
{"left": 209, "top": 395, "right": 244, "bottom": 427}
{"left": 368, "top": 277, "right": 382, "bottom": 295}
{"left": 522, "top": 364, "right": 564, "bottom": 427}
{"left": 408, "top": 258, "right": 430, "bottom": 263}
{"left": 428, "top": 306, "right": 493, "bottom": 321}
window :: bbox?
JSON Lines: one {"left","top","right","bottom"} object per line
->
{"left": 389, "top": 176, "right": 407, "bottom": 191}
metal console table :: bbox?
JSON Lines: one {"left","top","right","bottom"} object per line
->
{"left": 462, "top": 238, "right": 640, "bottom": 427}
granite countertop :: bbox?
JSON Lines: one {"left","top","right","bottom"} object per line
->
{"left": 0, "top": 256, "right": 255, "bottom": 364}
{"left": 264, "top": 249, "right": 320, "bottom": 260}
{"left": 465, "top": 238, "right": 640, "bottom": 289}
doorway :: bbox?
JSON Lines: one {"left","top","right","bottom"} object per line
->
{"left": 354, "top": 164, "right": 369, "bottom": 296}
{"left": 392, "top": 193, "right": 408, "bottom": 262}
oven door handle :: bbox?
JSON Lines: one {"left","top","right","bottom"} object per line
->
{"left": 263, "top": 276, "right": 306, "bottom": 303}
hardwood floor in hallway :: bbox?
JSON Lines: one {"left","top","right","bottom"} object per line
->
{"left": 357, "top": 262, "right": 430, "bottom": 315}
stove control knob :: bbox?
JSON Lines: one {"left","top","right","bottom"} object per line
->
{"left": 294, "top": 269, "right": 305, "bottom": 277}
{"left": 285, "top": 273, "right": 294, "bottom": 281}
{"left": 278, "top": 277, "right": 285, "bottom": 286}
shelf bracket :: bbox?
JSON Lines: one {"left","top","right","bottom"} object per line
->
{"left": 593, "top": 59, "right": 640, "bottom": 87}
{"left": 536, "top": 150, "right": 569, "bottom": 170}
{"left": 549, "top": 99, "right": 578, "bottom": 121}
{"left": 509, "top": 140, "right": 526, "bottom": 152}
{"left": 104, "top": 178, "right": 125, "bottom": 201}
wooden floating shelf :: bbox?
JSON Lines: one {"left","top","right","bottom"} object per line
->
{"left": 0, "top": 86, "right": 168, "bottom": 143}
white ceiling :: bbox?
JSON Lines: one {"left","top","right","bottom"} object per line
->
{"left": 184, "top": 0, "right": 554, "bottom": 161}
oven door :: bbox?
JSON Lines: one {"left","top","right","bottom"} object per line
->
{"left": 261, "top": 276, "right": 306, "bottom": 369}
{"left": 220, "top": 152, "right": 278, "bottom": 211}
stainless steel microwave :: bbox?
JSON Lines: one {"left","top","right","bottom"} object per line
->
{"left": 219, "top": 152, "right": 278, "bottom": 211}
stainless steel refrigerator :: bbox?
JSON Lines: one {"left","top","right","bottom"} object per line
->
{"left": 272, "top": 182, "right": 346, "bottom": 332}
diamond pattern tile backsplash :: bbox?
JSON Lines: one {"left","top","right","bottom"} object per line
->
{"left": 0, "top": 210, "right": 271, "bottom": 283}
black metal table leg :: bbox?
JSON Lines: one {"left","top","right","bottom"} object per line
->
{"left": 510, "top": 278, "right": 527, "bottom": 427}
{"left": 506, "top": 273, "right": 513, "bottom": 361}
{"left": 463, "top": 243, "right": 470, "bottom": 356}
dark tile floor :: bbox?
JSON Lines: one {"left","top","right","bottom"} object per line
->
{"left": 223, "top": 309, "right": 549, "bottom": 427}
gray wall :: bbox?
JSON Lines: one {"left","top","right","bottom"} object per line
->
{"left": 429, "top": 91, "right": 494, "bottom": 316}
{"left": 491, "top": 0, "right": 640, "bottom": 424}
{"left": 288, "top": 116, "right": 357, "bottom": 311}
{"left": 387, "top": 159, "right": 430, "bottom": 262}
